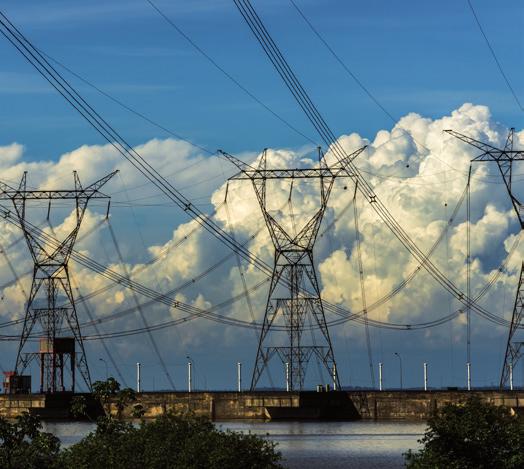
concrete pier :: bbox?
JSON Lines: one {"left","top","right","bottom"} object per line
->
{"left": 1, "top": 390, "right": 522, "bottom": 421}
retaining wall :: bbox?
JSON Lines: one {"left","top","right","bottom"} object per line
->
{"left": 1, "top": 390, "right": 522, "bottom": 421}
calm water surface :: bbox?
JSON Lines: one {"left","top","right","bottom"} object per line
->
{"left": 43, "top": 420, "right": 425, "bottom": 468}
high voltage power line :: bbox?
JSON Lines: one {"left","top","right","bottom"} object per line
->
{"left": 466, "top": 0, "right": 524, "bottom": 113}
{"left": 0, "top": 171, "right": 519, "bottom": 340}
{"left": 0, "top": 5, "right": 520, "bottom": 355}
{"left": 231, "top": 0, "right": 495, "bottom": 319}
{"left": 144, "top": 0, "right": 317, "bottom": 146}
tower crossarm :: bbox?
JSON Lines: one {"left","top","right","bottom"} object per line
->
{"left": 445, "top": 128, "right": 524, "bottom": 229}
{"left": 0, "top": 190, "right": 111, "bottom": 200}
{"left": 83, "top": 169, "right": 119, "bottom": 194}
{"left": 228, "top": 168, "right": 342, "bottom": 180}
{"left": 0, "top": 181, "right": 17, "bottom": 193}
{"left": 218, "top": 149, "right": 257, "bottom": 178}
{"left": 471, "top": 152, "right": 524, "bottom": 162}
{"left": 221, "top": 147, "right": 366, "bottom": 181}
{"left": 444, "top": 129, "right": 524, "bottom": 162}
{"left": 0, "top": 171, "right": 119, "bottom": 267}
{"left": 335, "top": 145, "right": 367, "bottom": 173}
{"left": 444, "top": 129, "right": 512, "bottom": 156}
{"left": 0, "top": 169, "right": 118, "bottom": 200}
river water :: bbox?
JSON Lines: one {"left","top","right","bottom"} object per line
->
{"left": 43, "top": 420, "right": 425, "bottom": 468}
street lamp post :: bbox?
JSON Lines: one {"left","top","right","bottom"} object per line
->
{"left": 394, "top": 352, "right": 403, "bottom": 390}
{"left": 99, "top": 358, "right": 108, "bottom": 380}
{"left": 186, "top": 356, "right": 193, "bottom": 393}
{"left": 237, "top": 362, "right": 242, "bottom": 392}
{"left": 136, "top": 362, "right": 141, "bottom": 393}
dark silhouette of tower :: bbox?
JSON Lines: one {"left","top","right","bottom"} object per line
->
{"left": 222, "top": 147, "right": 365, "bottom": 390}
{"left": 446, "top": 128, "right": 524, "bottom": 388}
{"left": 0, "top": 170, "right": 117, "bottom": 393}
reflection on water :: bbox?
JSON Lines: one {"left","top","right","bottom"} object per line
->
{"left": 42, "top": 421, "right": 96, "bottom": 448}
{"left": 43, "top": 420, "right": 425, "bottom": 469}
{"left": 220, "top": 421, "right": 425, "bottom": 469}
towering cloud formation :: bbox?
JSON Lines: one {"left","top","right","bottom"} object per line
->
{"left": 0, "top": 103, "right": 522, "bottom": 387}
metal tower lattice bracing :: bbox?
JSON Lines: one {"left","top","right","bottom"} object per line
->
{"left": 445, "top": 128, "right": 524, "bottom": 388}
{"left": 222, "top": 147, "right": 365, "bottom": 391}
{"left": 0, "top": 170, "right": 117, "bottom": 393}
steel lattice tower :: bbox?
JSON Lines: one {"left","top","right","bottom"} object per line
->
{"left": 222, "top": 147, "right": 365, "bottom": 390}
{"left": 0, "top": 170, "right": 117, "bottom": 393}
{"left": 445, "top": 128, "right": 524, "bottom": 388}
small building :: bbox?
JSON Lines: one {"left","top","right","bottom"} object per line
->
{"left": 3, "top": 371, "right": 31, "bottom": 394}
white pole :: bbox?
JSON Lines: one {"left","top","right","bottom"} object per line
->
{"left": 467, "top": 362, "right": 471, "bottom": 391}
{"left": 423, "top": 362, "right": 428, "bottom": 391}
{"left": 379, "top": 362, "right": 383, "bottom": 391}
{"left": 332, "top": 363, "right": 337, "bottom": 391}
{"left": 188, "top": 361, "right": 192, "bottom": 393}
{"left": 510, "top": 362, "right": 514, "bottom": 391}
{"left": 136, "top": 362, "right": 141, "bottom": 393}
{"left": 237, "top": 362, "right": 242, "bottom": 392}
{"left": 285, "top": 362, "right": 290, "bottom": 392}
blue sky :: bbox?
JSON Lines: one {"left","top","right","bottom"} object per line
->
{"left": 1, "top": 0, "right": 522, "bottom": 159}
{"left": 0, "top": 1, "right": 523, "bottom": 391}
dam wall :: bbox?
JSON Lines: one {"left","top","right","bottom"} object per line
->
{"left": 346, "top": 390, "right": 523, "bottom": 420}
{"left": 1, "top": 390, "right": 523, "bottom": 421}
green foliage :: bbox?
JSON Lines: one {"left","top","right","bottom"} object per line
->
{"left": 130, "top": 403, "right": 145, "bottom": 419}
{"left": 0, "top": 413, "right": 60, "bottom": 469}
{"left": 405, "top": 397, "right": 524, "bottom": 468}
{"left": 91, "top": 377, "right": 136, "bottom": 418}
{"left": 114, "top": 387, "right": 137, "bottom": 418}
{"left": 59, "top": 413, "right": 283, "bottom": 469}
{"left": 69, "top": 395, "right": 88, "bottom": 419}
{"left": 91, "top": 377, "right": 120, "bottom": 410}
{"left": 0, "top": 412, "right": 281, "bottom": 469}
{"left": 0, "top": 380, "right": 281, "bottom": 469}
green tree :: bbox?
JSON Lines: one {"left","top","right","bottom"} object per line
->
{"left": 0, "top": 413, "right": 61, "bottom": 469}
{"left": 405, "top": 397, "right": 524, "bottom": 468}
{"left": 69, "top": 395, "right": 88, "bottom": 419}
{"left": 59, "top": 413, "right": 282, "bottom": 469}
{"left": 91, "top": 377, "right": 136, "bottom": 418}
{"left": 0, "top": 380, "right": 282, "bottom": 469}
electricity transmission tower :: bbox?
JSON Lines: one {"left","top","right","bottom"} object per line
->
{"left": 445, "top": 128, "right": 524, "bottom": 388}
{"left": 0, "top": 170, "right": 117, "bottom": 393}
{"left": 222, "top": 147, "right": 365, "bottom": 391}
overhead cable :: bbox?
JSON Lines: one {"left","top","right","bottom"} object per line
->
{"left": 466, "top": 0, "right": 524, "bottom": 113}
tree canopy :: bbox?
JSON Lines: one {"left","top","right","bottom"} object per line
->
{"left": 0, "top": 378, "right": 282, "bottom": 469}
{"left": 60, "top": 413, "right": 282, "bottom": 469}
{"left": 405, "top": 397, "right": 524, "bottom": 468}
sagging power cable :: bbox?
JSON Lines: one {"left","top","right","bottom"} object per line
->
{"left": 231, "top": 0, "right": 497, "bottom": 323}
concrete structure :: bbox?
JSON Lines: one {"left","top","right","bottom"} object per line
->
{"left": 0, "top": 393, "right": 100, "bottom": 420}
{"left": 347, "top": 390, "right": 524, "bottom": 420}
{"left": 0, "top": 390, "right": 523, "bottom": 421}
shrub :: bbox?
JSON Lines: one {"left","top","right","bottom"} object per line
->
{"left": 0, "top": 379, "right": 282, "bottom": 469}
{"left": 59, "top": 413, "right": 283, "bottom": 469}
{"left": 0, "top": 413, "right": 60, "bottom": 469}
{"left": 405, "top": 397, "right": 524, "bottom": 468}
